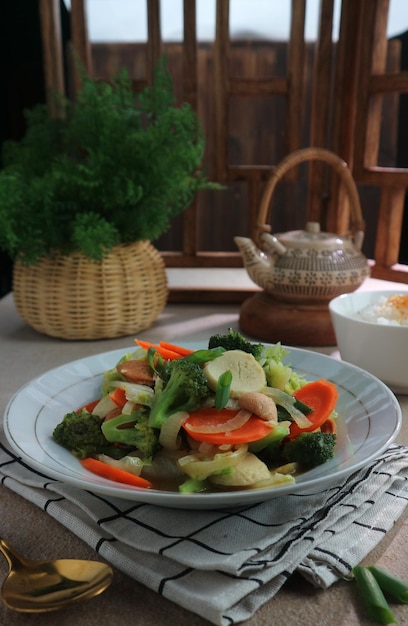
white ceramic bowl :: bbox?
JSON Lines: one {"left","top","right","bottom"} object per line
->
{"left": 329, "top": 290, "right": 408, "bottom": 394}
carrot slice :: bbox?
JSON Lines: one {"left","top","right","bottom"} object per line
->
{"left": 320, "top": 416, "right": 337, "bottom": 434}
{"left": 288, "top": 379, "right": 338, "bottom": 438}
{"left": 109, "top": 387, "right": 127, "bottom": 408}
{"left": 76, "top": 399, "right": 100, "bottom": 414}
{"left": 182, "top": 408, "right": 273, "bottom": 445}
{"left": 134, "top": 339, "right": 182, "bottom": 360}
{"left": 159, "top": 341, "right": 194, "bottom": 356}
{"left": 80, "top": 457, "right": 152, "bottom": 488}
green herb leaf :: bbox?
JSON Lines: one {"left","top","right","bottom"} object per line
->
{"left": 0, "top": 56, "right": 218, "bottom": 264}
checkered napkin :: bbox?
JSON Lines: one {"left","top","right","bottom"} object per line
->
{"left": 1, "top": 426, "right": 408, "bottom": 626}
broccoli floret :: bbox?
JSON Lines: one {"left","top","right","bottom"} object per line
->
{"left": 53, "top": 410, "right": 111, "bottom": 459}
{"left": 248, "top": 423, "right": 291, "bottom": 464}
{"left": 208, "top": 328, "right": 264, "bottom": 359}
{"left": 281, "top": 432, "right": 336, "bottom": 468}
{"left": 148, "top": 358, "right": 211, "bottom": 429}
{"left": 179, "top": 478, "right": 210, "bottom": 493}
{"left": 101, "top": 409, "right": 159, "bottom": 461}
{"left": 259, "top": 343, "right": 305, "bottom": 393}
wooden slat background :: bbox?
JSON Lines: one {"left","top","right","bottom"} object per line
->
{"left": 38, "top": 0, "right": 408, "bottom": 298}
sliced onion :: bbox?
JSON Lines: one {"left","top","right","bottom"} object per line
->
{"left": 109, "top": 381, "right": 154, "bottom": 405}
{"left": 177, "top": 445, "right": 248, "bottom": 480}
{"left": 273, "top": 462, "right": 298, "bottom": 475}
{"left": 251, "top": 472, "right": 296, "bottom": 489}
{"left": 141, "top": 449, "right": 187, "bottom": 481}
{"left": 285, "top": 405, "right": 313, "bottom": 429}
{"left": 273, "top": 419, "right": 291, "bottom": 430}
{"left": 121, "top": 400, "right": 136, "bottom": 415}
{"left": 198, "top": 441, "right": 217, "bottom": 455}
{"left": 159, "top": 411, "right": 189, "bottom": 450}
{"left": 184, "top": 409, "right": 252, "bottom": 434}
{"left": 91, "top": 394, "right": 117, "bottom": 418}
{"left": 263, "top": 387, "right": 313, "bottom": 429}
{"left": 97, "top": 454, "right": 143, "bottom": 476}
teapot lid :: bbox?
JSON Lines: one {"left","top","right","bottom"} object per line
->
{"left": 278, "top": 221, "right": 345, "bottom": 246}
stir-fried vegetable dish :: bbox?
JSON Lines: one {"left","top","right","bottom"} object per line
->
{"left": 53, "top": 329, "right": 338, "bottom": 493}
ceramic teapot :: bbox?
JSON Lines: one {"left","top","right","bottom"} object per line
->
{"left": 235, "top": 148, "right": 370, "bottom": 304}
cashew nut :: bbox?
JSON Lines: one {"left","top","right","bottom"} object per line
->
{"left": 238, "top": 391, "right": 278, "bottom": 423}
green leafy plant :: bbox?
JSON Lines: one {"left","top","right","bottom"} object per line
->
{"left": 0, "top": 58, "right": 217, "bottom": 265}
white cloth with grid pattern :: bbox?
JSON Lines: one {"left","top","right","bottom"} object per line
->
{"left": 1, "top": 429, "right": 407, "bottom": 626}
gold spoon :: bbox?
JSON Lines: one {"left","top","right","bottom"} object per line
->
{"left": 0, "top": 538, "right": 113, "bottom": 613}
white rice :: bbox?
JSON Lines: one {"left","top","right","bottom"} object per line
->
{"left": 357, "top": 294, "right": 408, "bottom": 326}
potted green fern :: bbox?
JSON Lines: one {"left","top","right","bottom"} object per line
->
{"left": 0, "top": 59, "right": 215, "bottom": 339}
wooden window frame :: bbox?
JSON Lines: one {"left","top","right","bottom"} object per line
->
{"left": 39, "top": 0, "right": 408, "bottom": 303}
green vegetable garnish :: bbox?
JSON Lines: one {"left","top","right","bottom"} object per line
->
{"left": 353, "top": 566, "right": 396, "bottom": 624}
{"left": 179, "top": 478, "right": 209, "bottom": 493}
{"left": 183, "top": 347, "right": 226, "bottom": 364}
{"left": 369, "top": 566, "right": 408, "bottom": 604}
{"left": 215, "top": 370, "right": 232, "bottom": 410}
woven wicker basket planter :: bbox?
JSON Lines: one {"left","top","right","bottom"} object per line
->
{"left": 13, "top": 241, "right": 168, "bottom": 340}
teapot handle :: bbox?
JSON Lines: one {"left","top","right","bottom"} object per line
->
{"left": 254, "top": 147, "right": 366, "bottom": 251}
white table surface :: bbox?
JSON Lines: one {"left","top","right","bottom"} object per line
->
{"left": 1, "top": 276, "right": 408, "bottom": 626}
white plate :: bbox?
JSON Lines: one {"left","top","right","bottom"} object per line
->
{"left": 3, "top": 344, "right": 402, "bottom": 509}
